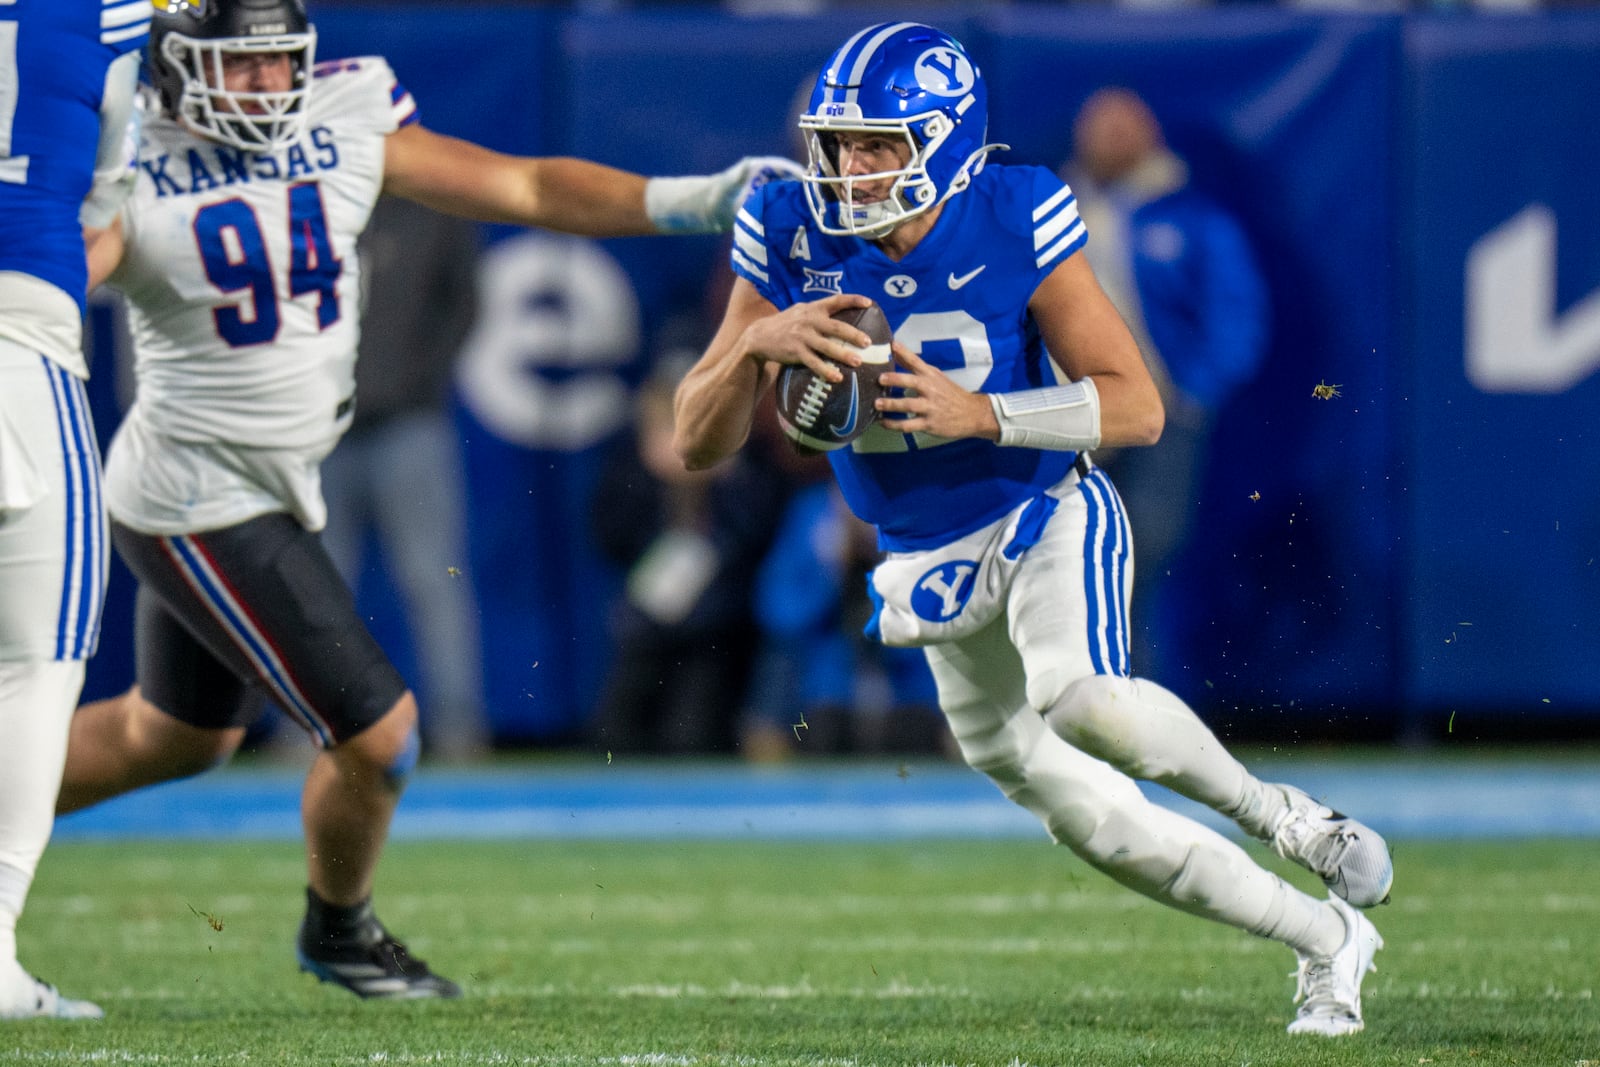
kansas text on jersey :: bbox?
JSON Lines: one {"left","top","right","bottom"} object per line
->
{"left": 110, "top": 57, "right": 416, "bottom": 450}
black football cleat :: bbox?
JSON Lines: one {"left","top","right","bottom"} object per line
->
{"left": 296, "top": 901, "right": 461, "bottom": 1000}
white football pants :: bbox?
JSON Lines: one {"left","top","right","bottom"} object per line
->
{"left": 0, "top": 343, "right": 106, "bottom": 967}
{"left": 0, "top": 659, "right": 84, "bottom": 966}
{"left": 924, "top": 469, "right": 1342, "bottom": 956}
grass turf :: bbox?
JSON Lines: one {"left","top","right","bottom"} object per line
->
{"left": 5, "top": 837, "right": 1597, "bottom": 1065}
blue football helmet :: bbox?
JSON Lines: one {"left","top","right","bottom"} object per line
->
{"left": 799, "top": 23, "right": 1004, "bottom": 239}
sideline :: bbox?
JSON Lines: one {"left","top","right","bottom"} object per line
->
{"left": 52, "top": 758, "right": 1600, "bottom": 841}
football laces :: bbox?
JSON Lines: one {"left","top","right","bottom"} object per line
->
{"left": 793, "top": 375, "right": 832, "bottom": 429}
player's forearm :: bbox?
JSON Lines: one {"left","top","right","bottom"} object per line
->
{"left": 672, "top": 343, "right": 766, "bottom": 471}
{"left": 522, "top": 157, "right": 655, "bottom": 237}
{"left": 1089, "top": 369, "right": 1164, "bottom": 448}
{"left": 384, "top": 129, "right": 657, "bottom": 236}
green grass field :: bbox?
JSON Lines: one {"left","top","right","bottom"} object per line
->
{"left": 6, "top": 837, "right": 1597, "bottom": 1066}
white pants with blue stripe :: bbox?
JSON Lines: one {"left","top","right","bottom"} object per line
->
{"left": 0, "top": 343, "right": 107, "bottom": 662}
{"left": 922, "top": 464, "right": 1132, "bottom": 728}
{"left": 924, "top": 463, "right": 1338, "bottom": 954}
{"left": 0, "top": 341, "right": 107, "bottom": 960}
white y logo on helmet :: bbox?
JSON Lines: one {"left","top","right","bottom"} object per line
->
{"left": 914, "top": 48, "right": 975, "bottom": 98}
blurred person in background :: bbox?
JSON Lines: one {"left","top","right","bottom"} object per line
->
{"left": 746, "top": 478, "right": 946, "bottom": 759}
{"left": 0, "top": 0, "right": 146, "bottom": 1022}
{"left": 318, "top": 197, "right": 491, "bottom": 764}
{"left": 1062, "top": 88, "right": 1269, "bottom": 681}
{"left": 589, "top": 354, "right": 787, "bottom": 756}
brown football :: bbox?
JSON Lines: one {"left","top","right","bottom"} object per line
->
{"left": 775, "top": 301, "right": 893, "bottom": 452}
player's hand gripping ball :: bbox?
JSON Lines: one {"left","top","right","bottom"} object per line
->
{"left": 775, "top": 301, "right": 892, "bottom": 453}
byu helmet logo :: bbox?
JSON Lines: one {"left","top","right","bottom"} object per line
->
{"left": 915, "top": 48, "right": 975, "bottom": 98}
{"left": 911, "top": 561, "right": 978, "bottom": 623}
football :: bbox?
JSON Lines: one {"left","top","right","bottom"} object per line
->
{"left": 775, "top": 301, "right": 893, "bottom": 452}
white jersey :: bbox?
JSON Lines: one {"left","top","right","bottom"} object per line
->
{"left": 110, "top": 57, "right": 415, "bottom": 451}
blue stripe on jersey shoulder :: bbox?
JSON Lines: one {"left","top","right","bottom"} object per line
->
{"left": 101, "top": 0, "right": 152, "bottom": 48}
{"left": 1026, "top": 168, "right": 1087, "bottom": 270}
{"left": 734, "top": 181, "right": 814, "bottom": 300}
{"left": 313, "top": 58, "right": 368, "bottom": 80}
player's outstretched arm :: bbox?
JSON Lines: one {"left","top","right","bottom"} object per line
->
{"left": 1030, "top": 252, "right": 1165, "bottom": 449}
{"left": 673, "top": 282, "right": 872, "bottom": 470}
{"left": 381, "top": 123, "right": 796, "bottom": 237}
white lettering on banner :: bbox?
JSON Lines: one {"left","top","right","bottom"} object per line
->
{"left": 457, "top": 232, "right": 640, "bottom": 450}
{"left": 1466, "top": 204, "right": 1600, "bottom": 394}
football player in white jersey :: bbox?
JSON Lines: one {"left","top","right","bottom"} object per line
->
{"left": 674, "top": 23, "right": 1394, "bottom": 1037}
{"left": 58, "top": 0, "right": 796, "bottom": 1000}
{"left": 0, "top": 0, "right": 150, "bottom": 1022}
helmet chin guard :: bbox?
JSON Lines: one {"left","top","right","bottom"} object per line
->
{"left": 799, "top": 23, "right": 1003, "bottom": 239}
{"left": 150, "top": 0, "right": 316, "bottom": 154}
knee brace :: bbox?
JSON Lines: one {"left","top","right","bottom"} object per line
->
{"left": 383, "top": 725, "right": 421, "bottom": 791}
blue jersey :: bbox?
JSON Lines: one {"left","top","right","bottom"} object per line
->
{"left": 0, "top": 0, "right": 150, "bottom": 310}
{"left": 733, "top": 164, "right": 1089, "bottom": 551}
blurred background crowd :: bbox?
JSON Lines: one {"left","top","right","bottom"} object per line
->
{"left": 82, "top": 1, "right": 1600, "bottom": 761}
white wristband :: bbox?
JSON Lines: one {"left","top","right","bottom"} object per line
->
{"left": 644, "top": 174, "right": 724, "bottom": 235}
{"left": 988, "top": 378, "right": 1101, "bottom": 451}
{"left": 644, "top": 156, "right": 803, "bottom": 235}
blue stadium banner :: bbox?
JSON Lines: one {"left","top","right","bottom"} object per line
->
{"left": 1401, "top": 15, "right": 1600, "bottom": 715}
{"left": 80, "top": 8, "right": 1600, "bottom": 740}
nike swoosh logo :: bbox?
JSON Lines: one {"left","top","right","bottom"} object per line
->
{"left": 828, "top": 373, "right": 860, "bottom": 437}
{"left": 948, "top": 265, "right": 986, "bottom": 289}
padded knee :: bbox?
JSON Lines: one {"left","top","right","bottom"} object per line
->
{"left": 335, "top": 694, "right": 420, "bottom": 792}
{"left": 1044, "top": 674, "right": 1203, "bottom": 782}
{"left": 954, "top": 707, "right": 1145, "bottom": 848}
{"left": 1043, "top": 674, "right": 1143, "bottom": 764}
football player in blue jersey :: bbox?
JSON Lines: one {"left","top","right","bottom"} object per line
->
{"left": 52, "top": 0, "right": 796, "bottom": 1003}
{"left": 0, "top": 0, "right": 151, "bottom": 1022}
{"left": 675, "top": 22, "right": 1393, "bottom": 1037}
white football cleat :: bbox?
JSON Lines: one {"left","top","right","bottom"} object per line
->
{"left": 0, "top": 968, "right": 104, "bottom": 1021}
{"left": 1287, "top": 896, "right": 1382, "bottom": 1036}
{"left": 1266, "top": 784, "right": 1394, "bottom": 908}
